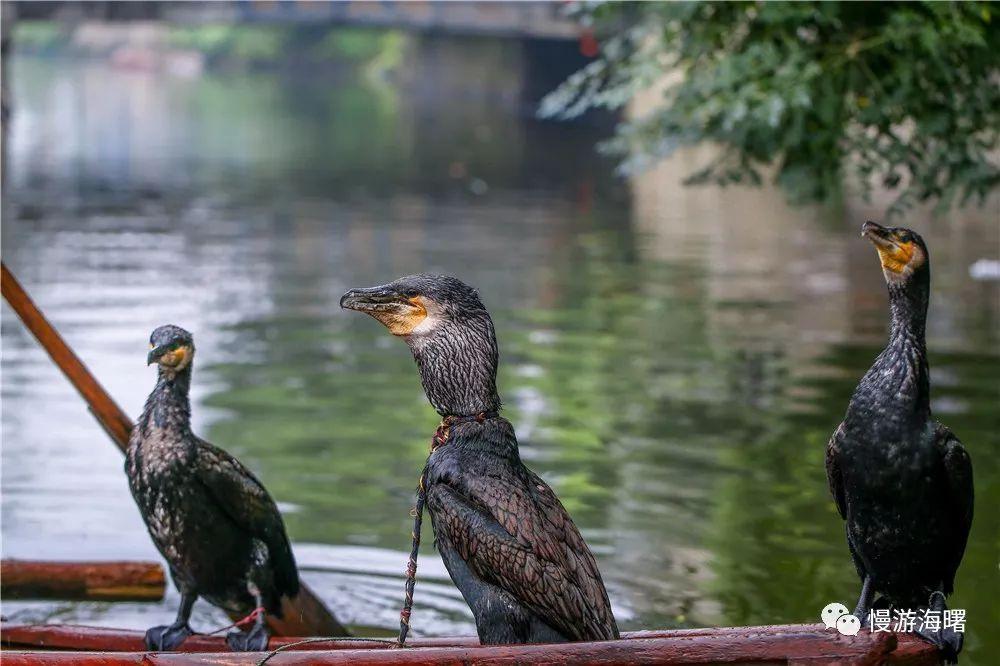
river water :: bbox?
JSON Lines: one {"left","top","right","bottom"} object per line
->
{"left": 2, "top": 51, "right": 997, "bottom": 660}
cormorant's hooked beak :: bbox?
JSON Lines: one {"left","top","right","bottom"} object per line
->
{"left": 339, "top": 286, "right": 403, "bottom": 313}
{"left": 340, "top": 284, "right": 430, "bottom": 336}
{"left": 147, "top": 345, "right": 169, "bottom": 366}
{"left": 148, "top": 343, "right": 192, "bottom": 368}
{"left": 861, "top": 221, "right": 894, "bottom": 250}
{"left": 861, "top": 220, "right": 919, "bottom": 277}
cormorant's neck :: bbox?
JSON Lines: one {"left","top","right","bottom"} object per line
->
{"left": 405, "top": 315, "right": 501, "bottom": 417}
{"left": 887, "top": 273, "right": 929, "bottom": 342}
{"left": 138, "top": 365, "right": 193, "bottom": 435}
{"left": 885, "top": 277, "right": 930, "bottom": 417}
{"left": 849, "top": 275, "right": 931, "bottom": 430}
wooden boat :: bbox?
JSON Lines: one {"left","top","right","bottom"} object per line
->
{"left": 0, "top": 622, "right": 940, "bottom": 664}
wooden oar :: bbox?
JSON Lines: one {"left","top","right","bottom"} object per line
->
{"left": 0, "top": 262, "right": 348, "bottom": 637}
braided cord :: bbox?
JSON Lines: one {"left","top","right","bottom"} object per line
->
{"left": 397, "top": 462, "right": 430, "bottom": 647}
{"left": 396, "top": 411, "right": 496, "bottom": 647}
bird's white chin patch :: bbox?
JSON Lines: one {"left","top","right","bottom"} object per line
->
{"left": 883, "top": 266, "right": 911, "bottom": 284}
{"left": 410, "top": 312, "right": 441, "bottom": 336}
{"left": 407, "top": 298, "right": 445, "bottom": 337}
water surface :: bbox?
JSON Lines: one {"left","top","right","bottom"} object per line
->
{"left": 2, "top": 51, "right": 998, "bottom": 661}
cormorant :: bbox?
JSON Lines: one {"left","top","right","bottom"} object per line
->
{"left": 341, "top": 275, "right": 619, "bottom": 644}
{"left": 127, "top": 325, "right": 300, "bottom": 652}
{"left": 826, "top": 222, "right": 973, "bottom": 661}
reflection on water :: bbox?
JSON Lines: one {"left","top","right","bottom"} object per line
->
{"left": 1, "top": 50, "right": 997, "bottom": 661}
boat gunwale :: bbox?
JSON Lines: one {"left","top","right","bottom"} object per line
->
{"left": 0, "top": 622, "right": 940, "bottom": 664}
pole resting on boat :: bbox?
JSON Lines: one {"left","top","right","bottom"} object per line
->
{"left": 0, "top": 559, "right": 166, "bottom": 602}
{"left": 0, "top": 262, "right": 133, "bottom": 449}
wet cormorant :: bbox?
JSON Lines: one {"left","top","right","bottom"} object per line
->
{"left": 826, "top": 222, "right": 973, "bottom": 661}
{"left": 341, "top": 275, "right": 619, "bottom": 644}
{"left": 127, "top": 325, "right": 300, "bottom": 652}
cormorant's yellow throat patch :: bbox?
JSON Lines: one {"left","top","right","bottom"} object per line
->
{"left": 875, "top": 240, "right": 916, "bottom": 274}
{"left": 161, "top": 345, "right": 190, "bottom": 368}
{"left": 377, "top": 296, "right": 429, "bottom": 336}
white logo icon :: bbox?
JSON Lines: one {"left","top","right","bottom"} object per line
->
{"left": 821, "top": 602, "right": 850, "bottom": 629}
{"left": 836, "top": 614, "right": 861, "bottom": 636}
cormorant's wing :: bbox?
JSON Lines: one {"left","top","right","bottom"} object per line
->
{"left": 427, "top": 469, "right": 618, "bottom": 642}
{"left": 934, "top": 423, "right": 974, "bottom": 592}
{"left": 194, "top": 439, "right": 300, "bottom": 599}
{"left": 826, "top": 422, "right": 848, "bottom": 520}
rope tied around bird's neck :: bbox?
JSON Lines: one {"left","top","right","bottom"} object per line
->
{"left": 396, "top": 409, "right": 498, "bottom": 647}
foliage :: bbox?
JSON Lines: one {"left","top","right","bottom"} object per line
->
{"left": 541, "top": 1, "right": 1000, "bottom": 215}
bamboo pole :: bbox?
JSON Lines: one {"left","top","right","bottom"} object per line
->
{"left": 1, "top": 263, "right": 133, "bottom": 449}
{"left": 0, "top": 262, "right": 348, "bottom": 637}
{"left": 1, "top": 560, "right": 166, "bottom": 602}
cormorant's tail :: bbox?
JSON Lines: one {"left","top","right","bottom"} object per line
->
{"left": 270, "top": 531, "right": 301, "bottom": 615}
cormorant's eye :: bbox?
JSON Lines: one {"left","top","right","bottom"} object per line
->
{"left": 403, "top": 289, "right": 420, "bottom": 298}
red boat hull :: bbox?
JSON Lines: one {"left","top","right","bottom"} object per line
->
{"left": 0, "top": 623, "right": 939, "bottom": 664}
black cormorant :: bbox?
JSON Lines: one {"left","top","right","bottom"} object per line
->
{"left": 127, "top": 325, "right": 300, "bottom": 652}
{"left": 826, "top": 222, "right": 973, "bottom": 661}
{"left": 341, "top": 275, "right": 619, "bottom": 644}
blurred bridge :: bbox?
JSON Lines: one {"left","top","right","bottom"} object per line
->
{"left": 14, "top": 1, "right": 582, "bottom": 41}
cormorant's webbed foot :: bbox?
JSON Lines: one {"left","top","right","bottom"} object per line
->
{"left": 226, "top": 622, "right": 269, "bottom": 652}
{"left": 144, "top": 622, "right": 193, "bottom": 651}
{"left": 916, "top": 625, "right": 962, "bottom": 664}
{"left": 916, "top": 590, "right": 962, "bottom": 664}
